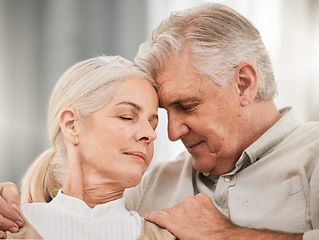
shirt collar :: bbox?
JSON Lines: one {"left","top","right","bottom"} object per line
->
{"left": 49, "top": 190, "right": 130, "bottom": 218}
{"left": 245, "top": 107, "right": 302, "bottom": 164}
{"left": 226, "top": 107, "right": 303, "bottom": 175}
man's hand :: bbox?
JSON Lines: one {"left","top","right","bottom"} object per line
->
{"left": 145, "top": 193, "right": 235, "bottom": 240}
{"left": 145, "top": 193, "right": 303, "bottom": 240}
{"left": 0, "top": 182, "right": 23, "bottom": 238}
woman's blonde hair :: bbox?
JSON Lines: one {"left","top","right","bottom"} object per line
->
{"left": 20, "top": 55, "right": 154, "bottom": 204}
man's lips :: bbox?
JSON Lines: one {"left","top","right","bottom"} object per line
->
{"left": 185, "top": 141, "right": 204, "bottom": 153}
{"left": 124, "top": 151, "right": 147, "bottom": 162}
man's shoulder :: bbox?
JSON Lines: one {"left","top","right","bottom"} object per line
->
{"left": 147, "top": 151, "right": 193, "bottom": 177}
{"left": 297, "top": 121, "right": 319, "bottom": 132}
{"left": 288, "top": 121, "right": 319, "bottom": 149}
{"left": 138, "top": 151, "right": 194, "bottom": 192}
{"left": 125, "top": 151, "right": 195, "bottom": 214}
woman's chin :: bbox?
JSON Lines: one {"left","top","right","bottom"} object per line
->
{"left": 124, "top": 171, "right": 144, "bottom": 188}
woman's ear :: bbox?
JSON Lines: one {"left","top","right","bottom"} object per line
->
{"left": 59, "top": 108, "right": 80, "bottom": 145}
{"left": 234, "top": 61, "right": 259, "bottom": 107}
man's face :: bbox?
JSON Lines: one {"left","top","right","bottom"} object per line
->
{"left": 157, "top": 53, "right": 247, "bottom": 176}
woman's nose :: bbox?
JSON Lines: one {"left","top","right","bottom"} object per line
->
{"left": 137, "top": 121, "right": 157, "bottom": 143}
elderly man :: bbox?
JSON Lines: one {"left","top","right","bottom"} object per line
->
{"left": 125, "top": 3, "right": 319, "bottom": 240}
{"left": 0, "top": 3, "right": 318, "bottom": 240}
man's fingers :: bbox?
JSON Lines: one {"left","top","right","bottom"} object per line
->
{"left": 145, "top": 210, "right": 170, "bottom": 228}
{"left": 1, "top": 183, "right": 21, "bottom": 213}
{"left": 0, "top": 200, "right": 23, "bottom": 229}
{"left": 0, "top": 230, "right": 6, "bottom": 239}
{"left": 0, "top": 183, "right": 24, "bottom": 229}
{"left": 0, "top": 213, "right": 19, "bottom": 233}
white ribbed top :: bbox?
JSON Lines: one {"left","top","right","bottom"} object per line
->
{"left": 21, "top": 190, "right": 142, "bottom": 240}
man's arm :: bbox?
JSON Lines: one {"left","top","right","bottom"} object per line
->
{"left": 0, "top": 182, "right": 24, "bottom": 238}
{"left": 145, "top": 193, "right": 303, "bottom": 240}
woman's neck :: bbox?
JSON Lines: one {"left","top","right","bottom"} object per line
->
{"left": 62, "top": 156, "right": 125, "bottom": 208}
{"left": 62, "top": 184, "right": 124, "bottom": 208}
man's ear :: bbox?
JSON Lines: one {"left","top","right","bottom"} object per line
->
{"left": 59, "top": 108, "right": 80, "bottom": 145}
{"left": 234, "top": 61, "right": 259, "bottom": 107}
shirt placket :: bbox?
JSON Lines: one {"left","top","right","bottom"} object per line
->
{"left": 214, "top": 174, "right": 237, "bottom": 219}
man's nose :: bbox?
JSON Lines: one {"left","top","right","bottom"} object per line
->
{"left": 167, "top": 113, "right": 190, "bottom": 141}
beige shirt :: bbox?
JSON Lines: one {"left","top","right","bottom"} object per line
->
{"left": 125, "top": 108, "right": 319, "bottom": 240}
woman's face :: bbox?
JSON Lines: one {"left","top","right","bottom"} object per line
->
{"left": 77, "top": 76, "right": 159, "bottom": 189}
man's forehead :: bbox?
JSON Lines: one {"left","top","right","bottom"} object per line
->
{"left": 154, "top": 53, "right": 207, "bottom": 104}
{"left": 157, "top": 80, "right": 203, "bottom": 108}
{"left": 156, "top": 66, "right": 199, "bottom": 92}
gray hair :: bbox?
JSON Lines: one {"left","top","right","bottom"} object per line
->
{"left": 136, "top": 3, "right": 277, "bottom": 100}
{"left": 21, "top": 56, "right": 154, "bottom": 203}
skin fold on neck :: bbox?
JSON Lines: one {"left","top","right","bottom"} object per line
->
{"left": 62, "top": 150, "right": 125, "bottom": 208}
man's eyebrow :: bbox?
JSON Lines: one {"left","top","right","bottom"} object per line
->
{"left": 168, "top": 98, "right": 201, "bottom": 107}
{"left": 159, "top": 99, "right": 183, "bottom": 108}
{"left": 169, "top": 100, "right": 183, "bottom": 107}
{"left": 116, "top": 101, "right": 141, "bottom": 111}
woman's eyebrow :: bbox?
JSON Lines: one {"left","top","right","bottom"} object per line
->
{"left": 150, "top": 114, "right": 159, "bottom": 120}
{"left": 116, "top": 101, "right": 141, "bottom": 111}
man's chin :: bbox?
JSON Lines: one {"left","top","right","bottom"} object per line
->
{"left": 192, "top": 158, "right": 214, "bottom": 174}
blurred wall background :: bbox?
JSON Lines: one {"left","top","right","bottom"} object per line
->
{"left": 1, "top": 0, "right": 319, "bottom": 187}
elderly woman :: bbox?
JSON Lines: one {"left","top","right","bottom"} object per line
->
{"left": 4, "top": 56, "right": 175, "bottom": 239}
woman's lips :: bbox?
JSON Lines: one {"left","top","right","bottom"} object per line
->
{"left": 124, "top": 151, "right": 147, "bottom": 162}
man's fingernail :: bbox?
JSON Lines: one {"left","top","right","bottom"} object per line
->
{"left": 9, "top": 226, "right": 19, "bottom": 233}
{"left": 15, "top": 219, "right": 23, "bottom": 227}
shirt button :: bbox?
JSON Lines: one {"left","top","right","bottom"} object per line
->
{"left": 202, "top": 172, "right": 210, "bottom": 177}
{"left": 224, "top": 176, "right": 232, "bottom": 182}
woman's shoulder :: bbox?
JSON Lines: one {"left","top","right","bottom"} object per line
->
{"left": 21, "top": 202, "right": 50, "bottom": 216}
{"left": 4, "top": 213, "right": 43, "bottom": 239}
{"left": 136, "top": 218, "right": 177, "bottom": 240}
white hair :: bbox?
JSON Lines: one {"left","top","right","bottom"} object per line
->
{"left": 136, "top": 3, "right": 277, "bottom": 100}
